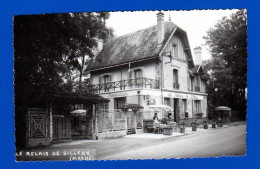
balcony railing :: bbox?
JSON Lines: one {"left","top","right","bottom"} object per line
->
{"left": 195, "top": 87, "right": 200, "bottom": 92}
{"left": 173, "top": 83, "right": 180, "bottom": 89}
{"left": 89, "top": 77, "right": 159, "bottom": 93}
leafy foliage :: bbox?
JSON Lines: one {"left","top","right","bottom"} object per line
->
{"left": 14, "top": 12, "right": 112, "bottom": 146}
{"left": 203, "top": 9, "right": 247, "bottom": 120}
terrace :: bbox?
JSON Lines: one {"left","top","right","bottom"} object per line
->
{"left": 89, "top": 77, "right": 160, "bottom": 93}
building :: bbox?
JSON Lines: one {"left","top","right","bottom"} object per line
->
{"left": 86, "top": 12, "right": 208, "bottom": 134}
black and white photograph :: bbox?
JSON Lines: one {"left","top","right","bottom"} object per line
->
{"left": 14, "top": 9, "right": 247, "bottom": 161}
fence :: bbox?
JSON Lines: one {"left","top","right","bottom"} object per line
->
{"left": 89, "top": 77, "right": 159, "bottom": 93}
{"left": 97, "top": 109, "right": 126, "bottom": 133}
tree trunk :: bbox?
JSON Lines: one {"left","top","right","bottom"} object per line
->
{"left": 79, "top": 55, "right": 85, "bottom": 93}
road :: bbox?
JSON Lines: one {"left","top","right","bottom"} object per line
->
{"left": 103, "top": 125, "right": 246, "bottom": 160}
{"left": 16, "top": 124, "right": 246, "bottom": 161}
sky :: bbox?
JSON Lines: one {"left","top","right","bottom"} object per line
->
{"left": 106, "top": 10, "right": 238, "bottom": 60}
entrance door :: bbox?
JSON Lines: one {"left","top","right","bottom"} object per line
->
{"left": 173, "top": 99, "right": 178, "bottom": 122}
{"left": 27, "top": 108, "right": 50, "bottom": 147}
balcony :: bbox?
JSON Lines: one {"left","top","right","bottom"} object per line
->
{"left": 89, "top": 77, "right": 160, "bottom": 93}
{"left": 173, "top": 83, "right": 180, "bottom": 89}
{"left": 195, "top": 87, "right": 200, "bottom": 92}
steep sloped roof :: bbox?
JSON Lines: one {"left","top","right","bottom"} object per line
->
{"left": 86, "top": 22, "right": 177, "bottom": 71}
{"left": 189, "top": 65, "right": 209, "bottom": 80}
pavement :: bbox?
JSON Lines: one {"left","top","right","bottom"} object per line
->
{"left": 16, "top": 122, "right": 246, "bottom": 161}
{"left": 104, "top": 125, "right": 246, "bottom": 160}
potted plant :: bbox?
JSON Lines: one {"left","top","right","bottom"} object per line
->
{"left": 217, "top": 118, "right": 223, "bottom": 127}
{"left": 191, "top": 120, "right": 197, "bottom": 131}
{"left": 203, "top": 119, "right": 208, "bottom": 129}
{"left": 212, "top": 120, "right": 216, "bottom": 128}
{"left": 179, "top": 122, "right": 186, "bottom": 133}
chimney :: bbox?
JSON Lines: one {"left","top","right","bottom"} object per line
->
{"left": 193, "top": 47, "right": 202, "bottom": 65}
{"left": 157, "top": 12, "right": 165, "bottom": 45}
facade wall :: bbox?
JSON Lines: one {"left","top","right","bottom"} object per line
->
{"left": 91, "top": 61, "right": 158, "bottom": 86}
{"left": 89, "top": 33, "right": 208, "bottom": 124}
{"left": 162, "top": 57, "right": 189, "bottom": 91}
{"left": 162, "top": 34, "right": 189, "bottom": 91}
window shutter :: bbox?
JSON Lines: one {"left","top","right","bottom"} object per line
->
{"left": 187, "top": 75, "right": 190, "bottom": 90}
{"left": 173, "top": 70, "right": 175, "bottom": 83}
{"left": 176, "top": 70, "right": 179, "bottom": 84}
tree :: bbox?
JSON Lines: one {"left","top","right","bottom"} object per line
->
{"left": 14, "top": 12, "right": 112, "bottom": 146}
{"left": 203, "top": 9, "right": 247, "bottom": 120}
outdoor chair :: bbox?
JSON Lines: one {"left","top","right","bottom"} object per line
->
{"left": 153, "top": 123, "right": 162, "bottom": 134}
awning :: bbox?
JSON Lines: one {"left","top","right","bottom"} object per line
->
{"left": 146, "top": 105, "right": 173, "bottom": 111}
{"left": 215, "top": 106, "right": 231, "bottom": 111}
{"left": 51, "top": 92, "right": 110, "bottom": 104}
{"left": 117, "top": 104, "right": 144, "bottom": 109}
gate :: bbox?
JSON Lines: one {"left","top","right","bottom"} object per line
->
{"left": 26, "top": 108, "right": 51, "bottom": 147}
{"left": 136, "top": 110, "right": 143, "bottom": 129}
{"left": 126, "top": 111, "right": 135, "bottom": 134}
{"left": 127, "top": 110, "right": 143, "bottom": 134}
{"left": 52, "top": 115, "right": 71, "bottom": 141}
{"left": 97, "top": 110, "right": 126, "bottom": 132}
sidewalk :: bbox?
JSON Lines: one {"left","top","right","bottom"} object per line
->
{"left": 125, "top": 132, "right": 184, "bottom": 139}
{"left": 52, "top": 124, "right": 235, "bottom": 148}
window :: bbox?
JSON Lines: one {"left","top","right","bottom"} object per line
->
{"left": 164, "top": 98, "right": 171, "bottom": 106}
{"left": 195, "top": 76, "right": 201, "bottom": 92}
{"left": 114, "top": 97, "right": 126, "bottom": 109}
{"left": 172, "top": 44, "right": 178, "bottom": 58}
{"left": 100, "top": 74, "right": 111, "bottom": 92}
{"left": 194, "top": 100, "right": 201, "bottom": 113}
{"left": 188, "top": 75, "right": 194, "bottom": 91}
{"left": 133, "top": 69, "right": 142, "bottom": 87}
{"left": 173, "top": 69, "right": 179, "bottom": 89}
{"left": 182, "top": 99, "right": 187, "bottom": 113}
{"left": 190, "top": 76, "right": 194, "bottom": 91}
